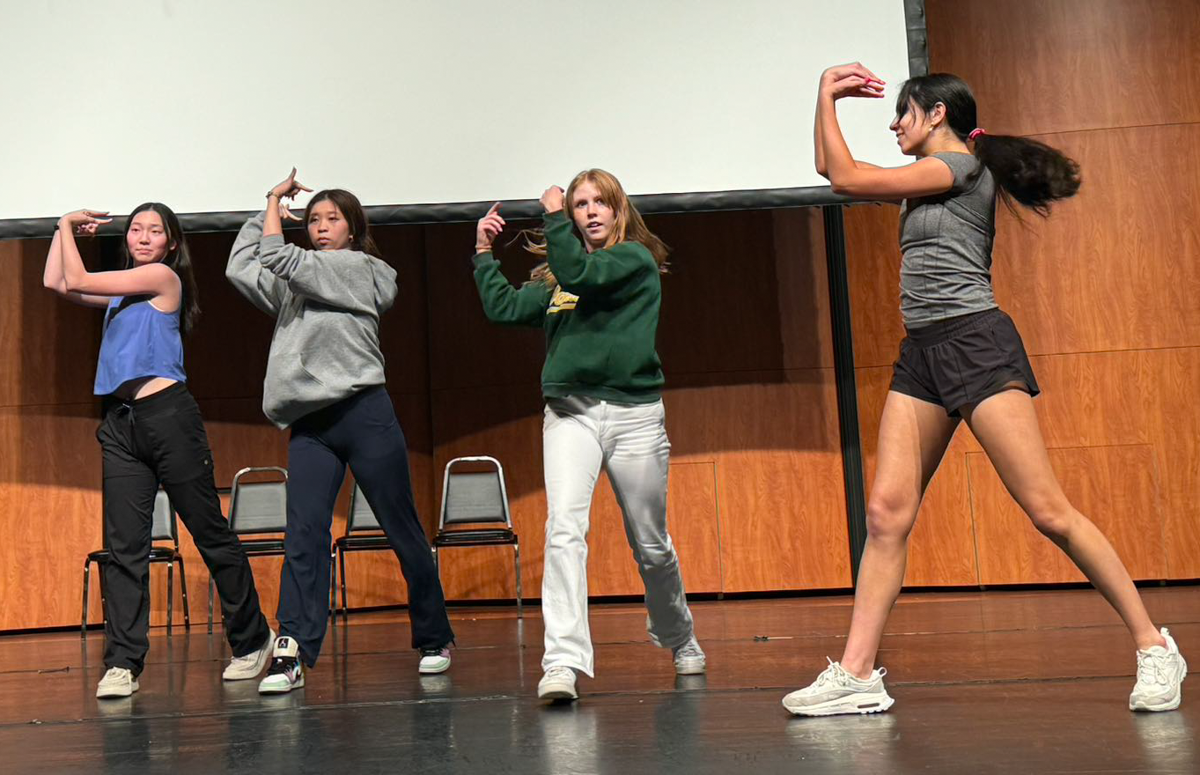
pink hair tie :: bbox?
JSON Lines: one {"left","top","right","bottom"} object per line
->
{"left": 968, "top": 128, "right": 986, "bottom": 140}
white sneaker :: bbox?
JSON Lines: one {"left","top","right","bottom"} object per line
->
{"left": 538, "top": 666, "right": 578, "bottom": 701}
{"left": 1130, "top": 627, "right": 1187, "bottom": 712}
{"left": 782, "top": 658, "right": 895, "bottom": 716}
{"left": 224, "top": 627, "right": 276, "bottom": 681}
{"left": 257, "top": 636, "right": 305, "bottom": 695}
{"left": 96, "top": 667, "right": 139, "bottom": 699}
{"left": 418, "top": 646, "right": 452, "bottom": 675}
{"left": 673, "top": 635, "right": 707, "bottom": 675}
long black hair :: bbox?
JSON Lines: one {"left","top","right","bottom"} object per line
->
{"left": 895, "top": 73, "right": 1081, "bottom": 216}
{"left": 120, "top": 202, "right": 200, "bottom": 336}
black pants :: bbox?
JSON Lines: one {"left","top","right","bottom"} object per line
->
{"left": 278, "top": 386, "right": 453, "bottom": 665}
{"left": 97, "top": 382, "right": 270, "bottom": 675}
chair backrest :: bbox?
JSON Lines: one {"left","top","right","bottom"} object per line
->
{"left": 439, "top": 456, "right": 511, "bottom": 530}
{"left": 346, "top": 482, "right": 383, "bottom": 533}
{"left": 150, "top": 489, "right": 177, "bottom": 543}
{"left": 229, "top": 466, "right": 288, "bottom": 534}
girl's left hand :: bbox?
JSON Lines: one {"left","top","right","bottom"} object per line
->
{"left": 540, "top": 185, "right": 565, "bottom": 213}
{"left": 269, "top": 167, "right": 313, "bottom": 202}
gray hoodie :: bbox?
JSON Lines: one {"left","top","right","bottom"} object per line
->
{"left": 226, "top": 213, "right": 398, "bottom": 429}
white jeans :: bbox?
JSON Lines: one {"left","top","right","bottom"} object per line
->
{"left": 541, "top": 395, "right": 695, "bottom": 676}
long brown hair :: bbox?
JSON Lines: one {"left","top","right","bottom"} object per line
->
{"left": 302, "top": 189, "right": 383, "bottom": 258}
{"left": 525, "top": 169, "right": 669, "bottom": 287}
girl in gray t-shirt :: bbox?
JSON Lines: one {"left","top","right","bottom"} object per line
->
{"left": 782, "top": 66, "right": 1186, "bottom": 717}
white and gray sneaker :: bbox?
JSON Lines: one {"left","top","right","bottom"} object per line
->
{"left": 224, "top": 627, "right": 276, "bottom": 681}
{"left": 673, "top": 635, "right": 707, "bottom": 675}
{"left": 538, "top": 666, "right": 579, "bottom": 701}
{"left": 258, "top": 636, "right": 305, "bottom": 694}
{"left": 782, "top": 658, "right": 895, "bottom": 716}
{"left": 96, "top": 666, "right": 139, "bottom": 699}
{"left": 1130, "top": 627, "right": 1187, "bottom": 712}
{"left": 418, "top": 646, "right": 452, "bottom": 675}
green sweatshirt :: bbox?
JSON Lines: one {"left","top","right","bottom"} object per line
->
{"left": 472, "top": 209, "right": 664, "bottom": 404}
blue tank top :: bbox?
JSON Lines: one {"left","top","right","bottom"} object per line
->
{"left": 94, "top": 297, "right": 187, "bottom": 396}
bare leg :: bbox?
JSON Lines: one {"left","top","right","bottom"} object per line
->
{"left": 840, "top": 391, "right": 960, "bottom": 678}
{"left": 962, "top": 389, "right": 1164, "bottom": 650}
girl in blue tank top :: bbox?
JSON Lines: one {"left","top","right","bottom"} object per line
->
{"left": 44, "top": 203, "right": 273, "bottom": 700}
{"left": 781, "top": 65, "right": 1185, "bottom": 717}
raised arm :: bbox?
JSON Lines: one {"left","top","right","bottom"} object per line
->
{"left": 43, "top": 225, "right": 110, "bottom": 308}
{"left": 817, "top": 63, "right": 954, "bottom": 200}
{"left": 470, "top": 202, "right": 550, "bottom": 327}
{"left": 53, "top": 209, "right": 180, "bottom": 307}
{"left": 538, "top": 187, "right": 652, "bottom": 298}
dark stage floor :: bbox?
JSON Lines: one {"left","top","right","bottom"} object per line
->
{"left": 1, "top": 588, "right": 1196, "bottom": 774}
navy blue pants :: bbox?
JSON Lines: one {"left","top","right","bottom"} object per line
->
{"left": 277, "top": 386, "right": 454, "bottom": 665}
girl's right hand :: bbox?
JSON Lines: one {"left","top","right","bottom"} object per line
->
{"left": 268, "top": 167, "right": 313, "bottom": 202}
{"left": 59, "top": 209, "right": 113, "bottom": 234}
{"left": 475, "top": 202, "right": 505, "bottom": 252}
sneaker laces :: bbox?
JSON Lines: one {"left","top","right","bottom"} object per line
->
{"left": 1135, "top": 649, "right": 1172, "bottom": 688}
{"left": 101, "top": 666, "right": 130, "bottom": 682}
{"left": 675, "top": 639, "right": 703, "bottom": 660}
{"left": 544, "top": 666, "right": 574, "bottom": 681}
{"left": 420, "top": 646, "right": 449, "bottom": 658}
{"left": 266, "top": 655, "right": 298, "bottom": 675}
{"left": 814, "top": 657, "right": 852, "bottom": 688}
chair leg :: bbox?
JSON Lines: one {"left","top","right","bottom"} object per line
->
{"left": 177, "top": 555, "right": 191, "bottom": 629}
{"left": 513, "top": 542, "right": 523, "bottom": 619}
{"left": 207, "top": 577, "right": 215, "bottom": 635}
{"left": 328, "top": 551, "right": 337, "bottom": 624}
{"left": 339, "top": 547, "right": 349, "bottom": 622}
{"left": 167, "top": 560, "right": 175, "bottom": 634}
{"left": 81, "top": 559, "right": 91, "bottom": 638}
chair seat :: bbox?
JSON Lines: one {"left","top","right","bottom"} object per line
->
{"left": 237, "top": 537, "right": 286, "bottom": 555}
{"left": 87, "top": 546, "right": 181, "bottom": 562}
{"left": 434, "top": 528, "right": 516, "bottom": 547}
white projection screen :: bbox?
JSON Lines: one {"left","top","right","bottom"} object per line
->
{"left": 0, "top": 0, "right": 925, "bottom": 237}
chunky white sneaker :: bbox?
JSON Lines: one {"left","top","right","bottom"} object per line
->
{"left": 418, "top": 646, "right": 452, "bottom": 675}
{"left": 538, "top": 666, "right": 579, "bottom": 701}
{"left": 257, "top": 636, "right": 305, "bottom": 695}
{"left": 782, "top": 658, "right": 895, "bottom": 716}
{"left": 1130, "top": 627, "right": 1187, "bottom": 712}
{"left": 96, "top": 666, "right": 139, "bottom": 699}
{"left": 224, "top": 627, "right": 276, "bottom": 681}
{"left": 673, "top": 635, "right": 707, "bottom": 675}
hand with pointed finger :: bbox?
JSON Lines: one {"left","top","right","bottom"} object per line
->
{"left": 268, "top": 167, "right": 313, "bottom": 202}
{"left": 277, "top": 200, "right": 303, "bottom": 222}
{"left": 59, "top": 209, "right": 113, "bottom": 232}
{"left": 475, "top": 202, "right": 505, "bottom": 253}
{"left": 540, "top": 185, "right": 564, "bottom": 214}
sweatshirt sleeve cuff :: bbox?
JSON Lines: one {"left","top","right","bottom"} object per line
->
{"left": 543, "top": 210, "right": 570, "bottom": 227}
{"left": 471, "top": 250, "right": 497, "bottom": 269}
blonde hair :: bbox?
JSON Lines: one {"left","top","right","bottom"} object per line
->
{"left": 525, "top": 168, "right": 669, "bottom": 287}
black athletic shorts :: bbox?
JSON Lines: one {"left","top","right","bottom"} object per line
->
{"left": 889, "top": 308, "right": 1040, "bottom": 417}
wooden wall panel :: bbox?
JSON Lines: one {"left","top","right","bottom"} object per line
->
{"left": 926, "top": 0, "right": 1200, "bottom": 136}
{"left": 970, "top": 444, "right": 1166, "bottom": 584}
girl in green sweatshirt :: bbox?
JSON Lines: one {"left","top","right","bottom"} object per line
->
{"left": 472, "top": 169, "right": 705, "bottom": 702}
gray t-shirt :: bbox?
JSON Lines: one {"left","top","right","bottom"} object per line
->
{"left": 898, "top": 151, "right": 998, "bottom": 326}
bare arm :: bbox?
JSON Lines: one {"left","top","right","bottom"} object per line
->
{"left": 57, "top": 210, "right": 181, "bottom": 307}
{"left": 817, "top": 64, "right": 954, "bottom": 200}
{"left": 814, "top": 93, "right": 885, "bottom": 179}
{"left": 42, "top": 229, "right": 109, "bottom": 308}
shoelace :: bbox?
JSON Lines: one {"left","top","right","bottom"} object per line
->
{"left": 1135, "top": 650, "right": 1172, "bottom": 687}
{"left": 102, "top": 667, "right": 129, "bottom": 682}
{"left": 267, "top": 656, "right": 298, "bottom": 675}
{"left": 676, "top": 642, "right": 703, "bottom": 659}
{"left": 814, "top": 658, "right": 885, "bottom": 687}
{"left": 420, "top": 647, "right": 447, "bottom": 658}
{"left": 545, "top": 666, "right": 573, "bottom": 681}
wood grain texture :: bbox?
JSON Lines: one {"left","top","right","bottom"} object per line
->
{"left": 926, "top": 0, "right": 1200, "bottom": 136}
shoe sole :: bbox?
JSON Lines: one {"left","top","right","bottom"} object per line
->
{"left": 1129, "top": 657, "right": 1187, "bottom": 712}
{"left": 783, "top": 692, "right": 895, "bottom": 717}
{"left": 224, "top": 632, "right": 278, "bottom": 681}
{"left": 258, "top": 675, "right": 305, "bottom": 695}
{"left": 675, "top": 658, "right": 706, "bottom": 676}
{"left": 538, "top": 684, "right": 579, "bottom": 701}
{"left": 97, "top": 680, "right": 139, "bottom": 699}
{"left": 419, "top": 660, "right": 451, "bottom": 675}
